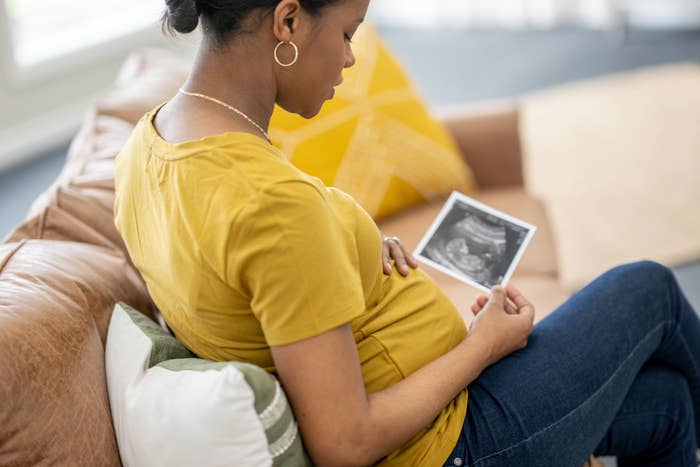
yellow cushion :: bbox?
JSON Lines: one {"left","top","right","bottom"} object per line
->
{"left": 269, "top": 24, "right": 476, "bottom": 220}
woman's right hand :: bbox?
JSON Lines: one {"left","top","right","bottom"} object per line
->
{"left": 466, "top": 284, "right": 535, "bottom": 367}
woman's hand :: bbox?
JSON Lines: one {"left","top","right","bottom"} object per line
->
{"left": 466, "top": 284, "right": 535, "bottom": 367}
{"left": 381, "top": 234, "right": 418, "bottom": 276}
{"left": 470, "top": 289, "right": 519, "bottom": 315}
{"left": 583, "top": 455, "right": 605, "bottom": 467}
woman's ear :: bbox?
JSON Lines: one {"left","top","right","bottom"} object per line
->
{"left": 272, "top": 0, "right": 302, "bottom": 42}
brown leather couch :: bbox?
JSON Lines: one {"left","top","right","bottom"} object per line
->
{"left": 0, "top": 48, "right": 570, "bottom": 466}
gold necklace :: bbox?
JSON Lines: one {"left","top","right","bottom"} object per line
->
{"left": 178, "top": 88, "right": 271, "bottom": 143}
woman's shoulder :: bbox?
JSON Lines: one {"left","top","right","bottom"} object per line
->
{"left": 130, "top": 100, "right": 281, "bottom": 167}
{"left": 151, "top": 97, "right": 262, "bottom": 145}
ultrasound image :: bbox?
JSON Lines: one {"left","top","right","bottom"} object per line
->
{"left": 419, "top": 200, "right": 529, "bottom": 289}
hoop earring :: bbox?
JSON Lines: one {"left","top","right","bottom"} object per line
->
{"left": 274, "top": 41, "right": 299, "bottom": 67}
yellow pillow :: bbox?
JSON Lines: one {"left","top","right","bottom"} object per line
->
{"left": 269, "top": 24, "right": 476, "bottom": 221}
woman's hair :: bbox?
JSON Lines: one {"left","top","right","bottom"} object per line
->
{"left": 161, "top": 0, "right": 342, "bottom": 49}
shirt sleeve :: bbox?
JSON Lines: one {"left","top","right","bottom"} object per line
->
{"left": 226, "top": 180, "right": 367, "bottom": 346}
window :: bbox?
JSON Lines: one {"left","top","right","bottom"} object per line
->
{"left": 5, "top": 0, "right": 163, "bottom": 68}
{"left": 368, "top": 0, "right": 700, "bottom": 29}
{"left": 368, "top": 0, "right": 567, "bottom": 28}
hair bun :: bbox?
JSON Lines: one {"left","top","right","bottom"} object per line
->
{"left": 166, "top": 0, "right": 200, "bottom": 34}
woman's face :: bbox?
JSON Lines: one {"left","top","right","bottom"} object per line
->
{"left": 275, "top": 0, "right": 370, "bottom": 118}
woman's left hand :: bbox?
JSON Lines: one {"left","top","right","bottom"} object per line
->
{"left": 381, "top": 234, "right": 418, "bottom": 276}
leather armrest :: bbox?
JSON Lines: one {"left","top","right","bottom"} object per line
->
{"left": 435, "top": 100, "right": 524, "bottom": 189}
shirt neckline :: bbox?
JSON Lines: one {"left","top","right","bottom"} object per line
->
{"left": 146, "top": 101, "right": 284, "bottom": 160}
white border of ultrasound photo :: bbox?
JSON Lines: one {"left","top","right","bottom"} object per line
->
{"left": 412, "top": 191, "right": 537, "bottom": 294}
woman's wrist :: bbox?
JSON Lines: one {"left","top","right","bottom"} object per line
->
{"left": 458, "top": 333, "right": 494, "bottom": 376}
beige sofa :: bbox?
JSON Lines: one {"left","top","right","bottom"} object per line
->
{"left": 0, "top": 47, "right": 569, "bottom": 465}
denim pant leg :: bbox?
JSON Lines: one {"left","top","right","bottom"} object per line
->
{"left": 444, "top": 260, "right": 700, "bottom": 467}
{"left": 592, "top": 363, "right": 697, "bottom": 466}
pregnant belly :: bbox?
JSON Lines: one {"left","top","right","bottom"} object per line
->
{"left": 352, "top": 267, "right": 468, "bottom": 388}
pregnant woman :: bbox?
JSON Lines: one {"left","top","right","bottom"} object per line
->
{"left": 114, "top": 0, "right": 700, "bottom": 465}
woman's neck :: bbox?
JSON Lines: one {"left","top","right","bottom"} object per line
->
{"left": 181, "top": 40, "right": 276, "bottom": 133}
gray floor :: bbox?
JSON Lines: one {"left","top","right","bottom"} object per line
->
{"left": 2, "top": 27, "right": 700, "bottom": 466}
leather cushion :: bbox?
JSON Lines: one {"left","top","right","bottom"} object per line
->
{"left": 0, "top": 239, "right": 155, "bottom": 466}
{"left": 3, "top": 113, "right": 136, "bottom": 261}
{"left": 95, "top": 47, "right": 190, "bottom": 126}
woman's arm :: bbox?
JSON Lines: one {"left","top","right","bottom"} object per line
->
{"left": 273, "top": 283, "right": 535, "bottom": 467}
{"left": 272, "top": 324, "right": 492, "bottom": 466}
{"left": 435, "top": 100, "right": 524, "bottom": 189}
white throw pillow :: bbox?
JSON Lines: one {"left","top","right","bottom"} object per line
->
{"left": 105, "top": 302, "right": 312, "bottom": 467}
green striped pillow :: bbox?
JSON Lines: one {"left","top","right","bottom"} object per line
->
{"left": 105, "top": 302, "right": 312, "bottom": 467}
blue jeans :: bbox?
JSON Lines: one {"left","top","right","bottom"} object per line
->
{"left": 443, "top": 260, "right": 699, "bottom": 467}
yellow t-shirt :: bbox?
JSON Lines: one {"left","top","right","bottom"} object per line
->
{"left": 114, "top": 102, "right": 468, "bottom": 466}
